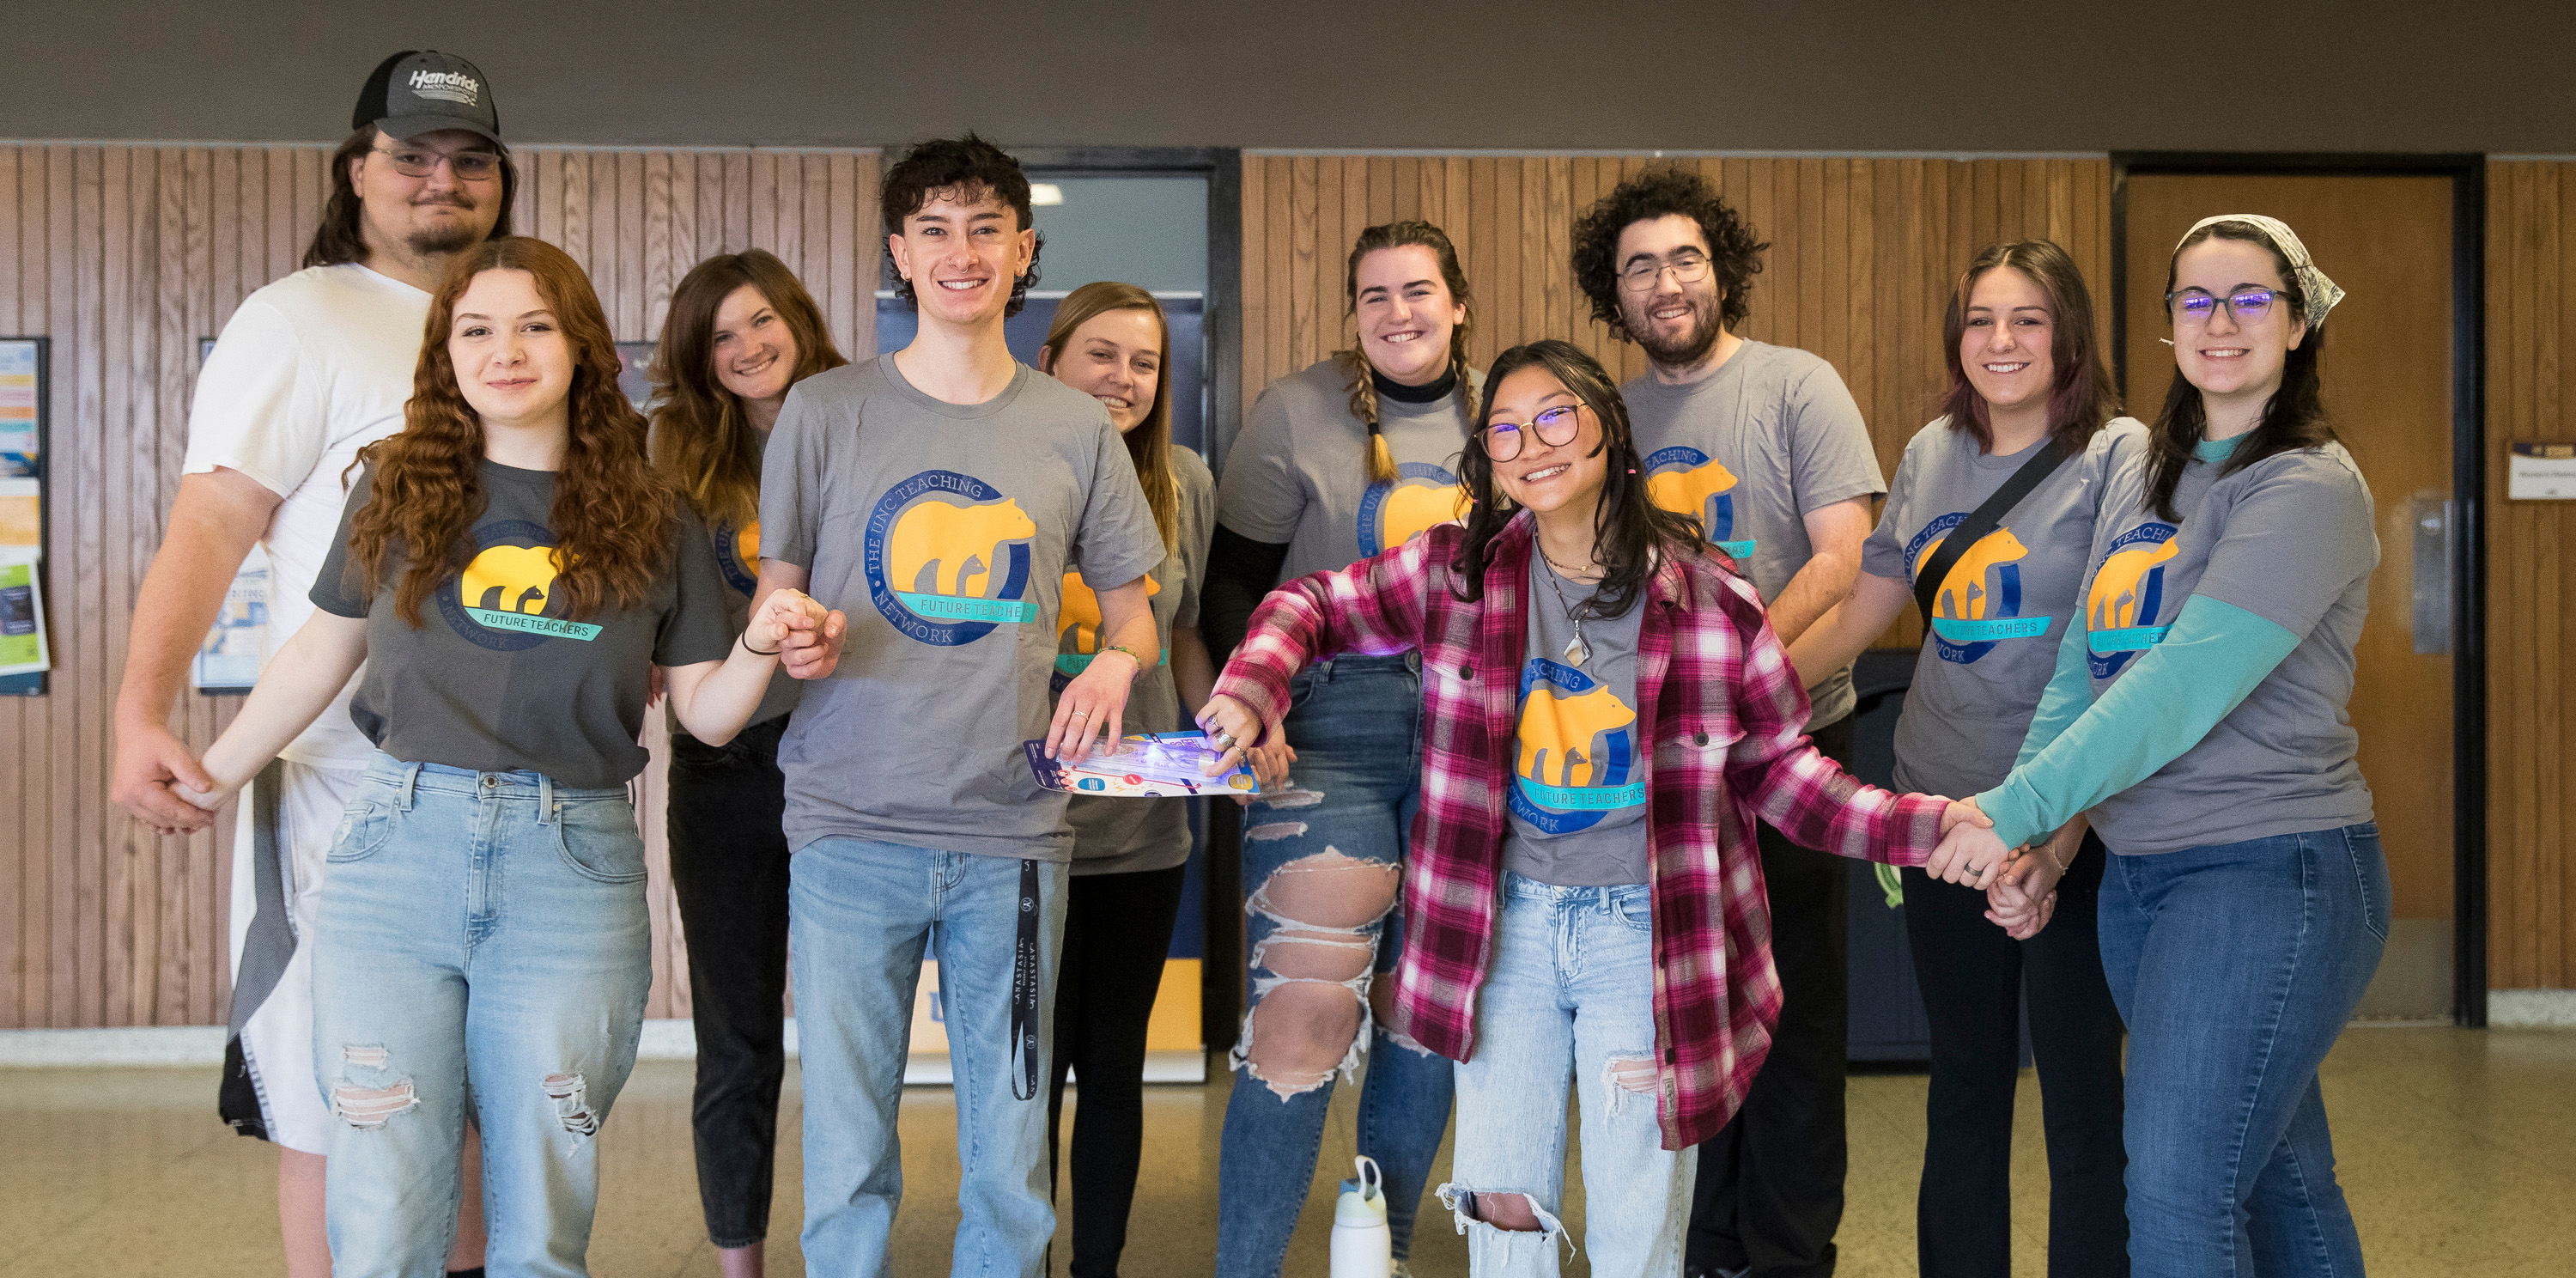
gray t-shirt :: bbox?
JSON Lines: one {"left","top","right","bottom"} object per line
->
{"left": 312, "top": 459, "right": 736, "bottom": 789}
{"left": 1623, "top": 341, "right": 1885, "bottom": 728}
{"left": 2080, "top": 440, "right": 2379, "bottom": 855}
{"left": 1502, "top": 555, "right": 1650, "bottom": 887}
{"left": 1057, "top": 446, "right": 1217, "bottom": 875}
{"left": 1862, "top": 417, "right": 2148, "bottom": 799}
{"left": 1216, "top": 358, "right": 1479, "bottom": 581}
{"left": 693, "top": 425, "right": 799, "bottom": 730}
{"left": 760, "top": 356, "right": 1164, "bottom": 861}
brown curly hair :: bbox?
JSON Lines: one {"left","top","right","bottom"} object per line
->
{"left": 348, "top": 236, "right": 678, "bottom": 626}
{"left": 1571, "top": 167, "right": 1766, "bottom": 338}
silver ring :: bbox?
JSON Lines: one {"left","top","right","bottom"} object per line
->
{"left": 1212, "top": 731, "right": 1238, "bottom": 751}
{"left": 1070, "top": 710, "right": 1088, "bottom": 719}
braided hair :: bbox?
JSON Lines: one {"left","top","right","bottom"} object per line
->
{"left": 1336, "top": 221, "right": 1476, "bottom": 485}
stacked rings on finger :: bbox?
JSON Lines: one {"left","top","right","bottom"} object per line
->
{"left": 1211, "top": 730, "right": 1238, "bottom": 752}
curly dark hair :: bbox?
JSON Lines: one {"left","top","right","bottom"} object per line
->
{"left": 878, "top": 133, "right": 1044, "bottom": 318}
{"left": 1571, "top": 167, "right": 1766, "bottom": 339}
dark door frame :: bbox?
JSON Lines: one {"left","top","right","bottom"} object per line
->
{"left": 926, "top": 144, "right": 1252, "bottom": 1049}
{"left": 2110, "top": 152, "right": 2489, "bottom": 1026}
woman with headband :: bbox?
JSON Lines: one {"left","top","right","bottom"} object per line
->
{"left": 1941, "top": 216, "right": 2383, "bottom": 1276}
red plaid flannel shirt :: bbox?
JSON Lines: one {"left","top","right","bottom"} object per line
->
{"left": 1212, "top": 513, "right": 1947, "bottom": 1149}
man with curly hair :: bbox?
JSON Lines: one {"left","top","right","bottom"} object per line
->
{"left": 1571, "top": 167, "right": 1885, "bottom": 1278}
{"left": 754, "top": 133, "right": 1164, "bottom": 1274}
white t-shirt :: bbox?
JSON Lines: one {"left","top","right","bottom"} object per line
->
{"left": 182, "top": 263, "right": 430, "bottom": 768}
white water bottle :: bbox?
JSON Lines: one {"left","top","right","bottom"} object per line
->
{"left": 1331, "top": 1155, "right": 1393, "bottom": 1278}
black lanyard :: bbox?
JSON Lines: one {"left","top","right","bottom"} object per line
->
{"left": 1914, "top": 436, "right": 2075, "bottom": 627}
{"left": 1010, "top": 857, "right": 1042, "bottom": 1101}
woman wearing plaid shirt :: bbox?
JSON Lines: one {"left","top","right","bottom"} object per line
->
{"left": 1200, "top": 340, "right": 2014, "bottom": 1277}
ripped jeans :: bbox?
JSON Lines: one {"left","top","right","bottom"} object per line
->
{"left": 1217, "top": 654, "right": 1455, "bottom": 1276}
{"left": 1439, "top": 876, "right": 1691, "bottom": 1278}
{"left": 309, "top": 755, "right": 651, "bottom": 1277}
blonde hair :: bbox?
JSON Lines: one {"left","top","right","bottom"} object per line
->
{"left": 1338, "top": 221, "right": 1476, "bottom": 485}
{"left": 1041, "top": 282, "right": 1181, "bottom": 551}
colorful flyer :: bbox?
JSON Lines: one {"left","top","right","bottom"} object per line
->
{"left": 1025, "top": 730, "right": 1258, "bottom": 798}
{"left": 192, "top": 544, "right": 270, "bottom": 692}
{"left": 0, "top": 548, "right": 50, "bottom": 676}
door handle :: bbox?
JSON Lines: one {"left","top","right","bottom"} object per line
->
{"left": 2409, "top": 490, "right": 2453, "bottom": 656}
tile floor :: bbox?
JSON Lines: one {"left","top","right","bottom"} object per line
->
{"left": 3, "top": 1026, "right": 2568, "bottom": 1275}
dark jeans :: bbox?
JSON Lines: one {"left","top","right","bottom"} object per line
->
{"left": 1047, "top": 862, "right": 1189, "bottom": 1278}
{"left": 665, "top": 716, "right": 793, "bottom": 1249}
{"left": 1688, "top": 714, "right": 1853, "bottom": 1278}
{"left": 1905, "top": 830, "right": 2129, "bottom": 1277}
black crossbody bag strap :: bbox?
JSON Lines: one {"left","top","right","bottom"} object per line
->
{"left": 1913, "top": 436, "right": 2076, "bottom": 628}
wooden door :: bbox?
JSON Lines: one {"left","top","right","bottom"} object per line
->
{"left": 2122, "top": 173, "right": 2457, "bottom": 1019}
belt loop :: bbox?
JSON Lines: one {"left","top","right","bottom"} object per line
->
{"left": 1314, "top": 656, "right": 1335, "bottom": 684}
{"left": 396, "top": 762, "right": 420, "bottom": 812}
{"left": 538, "top": 774, "right": 556, "bottom": 825}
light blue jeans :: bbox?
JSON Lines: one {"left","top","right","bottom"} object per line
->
{"left": 309, "top": 755, "right": 651, "bottom": 1278}
{"left": 789, "top": 837, "right": 1070, "bottom": 1278}
{"left": 2101, "top": 821, "right": 2388, "bottom": 1278}
{"left": 1438, "top": 876, "right": 1692, "bottom": 1278}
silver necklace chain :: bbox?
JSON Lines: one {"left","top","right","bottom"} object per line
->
{"left": 1537, "top": 550, "right": 1602, "bottom": 667}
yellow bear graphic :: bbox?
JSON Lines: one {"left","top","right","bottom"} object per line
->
{"left": 1516, "top": 684, "right": 1637, "bottom": 789}
{"left": 2091, "top": 538, "right": 2183, "bottom": 630}
{"left": 1645, "top": 459, "right": 1738, "bottom": 527}
{"left": 1057, "top": 569, "right": 1162, "bottom": 654}
{"left": 460, "top": 544, "right": 563, "bottom": 615}
{"left": 733, "top": 520, "right": 761, "bottom": 574}
{"left": 1378, "top": 482, "right": 1470, "bottom": 549}
{"left": 1912, "top": 526, "right": 2029, "bottom": 620}
{"left": 890, "top": 498, "right": 1036, "bottom": 598}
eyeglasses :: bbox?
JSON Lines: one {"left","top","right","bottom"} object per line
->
{"left": 2166, "top": 286, "right": 2286, "bottom": 327}
{"left": 372, "top": 145, "right": 504, "bottom": 182}
{"left": 1619, "top": 252, "right": 1712, "bottom": 294}
{"left": 1481, "top": 403, "right": 1584, "bottom": 461}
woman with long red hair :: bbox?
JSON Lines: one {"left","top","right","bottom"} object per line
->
{"left": 173, "top": 235, "right": 841, "bottom": 1275}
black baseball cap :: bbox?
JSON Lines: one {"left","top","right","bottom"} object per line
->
{"left": 353, "top": 51, "right": 501, "bottom": 146}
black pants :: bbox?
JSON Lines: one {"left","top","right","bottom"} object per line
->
{"left": 1047, "top": 862, "right": 1188, "bottom": 1278}
{"left": 1905, "top": 830, "right": 2129, "bottom": 1277}
{"left": 665, "top": 717, "right": 793, "bottom": 1249}
{"left": 1690, "top": 714, "right": 1854, "bottom": 1278}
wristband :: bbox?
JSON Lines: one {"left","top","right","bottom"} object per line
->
{"left": 741, "top": 633, "right": 781, "bottom": 657}
{"left": 1098, "top": 645, "right": 1147, "bottom": 676}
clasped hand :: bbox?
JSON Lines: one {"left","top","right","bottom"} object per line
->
{"left": 1929, "top": 795, "right": 2058, "bottom": 940}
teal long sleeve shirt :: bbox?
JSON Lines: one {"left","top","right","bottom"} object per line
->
{"left": 1972, "top": 593, "right": 2303, "bottom": 850}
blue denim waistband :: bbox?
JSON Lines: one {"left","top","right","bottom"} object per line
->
{"left": 1502, "top": 872, "right": 1649, "bottom": 906}
{"left": 361, "top": 752, "right": 630, "bottom": 810}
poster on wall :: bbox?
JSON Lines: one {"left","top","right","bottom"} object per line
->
{"left": 192, "top": 545, "right": 269, "bottom": 693}
{"left": 617, "top": 342, "right": 658, "bottom": 410}
{"left": 0, "top": 338, "right": 46, "bottom": 695}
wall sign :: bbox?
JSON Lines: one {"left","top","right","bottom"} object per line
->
{"left": 0, "top": 338, "right": 46, "bottom": 695}
{"left": 2507, "top": 441, "right": 2576, "bottom": 501}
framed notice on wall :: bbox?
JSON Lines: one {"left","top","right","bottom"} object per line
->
{"left": 0, "top": 338, "right": 49, "bottom": 695}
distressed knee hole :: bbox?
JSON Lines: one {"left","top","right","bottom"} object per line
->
{"left": 1607, "top": 1053, "right": 1659, "bottom": 1094}
{"left": 1244, "top": 821, "right": 1309, "bottom": 842}
{"left": 339, "top": 1044, "right": 388, "bottom": 1068}
{"left": 1470, "top": 1192, "right": 1546, "bottom": 1232}
{"left": 1253, "top": 929, "right": 1374, "bottom": 981}
{"left": 1259, "top": 788, "right": 1327, "bottom": 809}
{"left": 1248, "top": 850, "right": 1399, "bottom": 930}
{"left": 331, "top": 1044, "right": 417, "bottom": 1129}
{"left": 541, "top": 1072, "right": 597, "bottom": 1137}
{"left": 1240, "top": 981, "right": 1364, "bottom": 1097}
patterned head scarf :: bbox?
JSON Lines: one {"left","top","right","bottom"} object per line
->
{"left": 2178, "top": 214, "right": 2345, "bottom": 328}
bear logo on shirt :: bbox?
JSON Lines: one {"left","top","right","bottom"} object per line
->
{"left": 863, "top": 470, "right": 1040, "bottom": 646}
{"left": 1905, "top": 515, "right": 2044, "bottom": 665}
{"left": 1643, "top": 446, "right": 1755, "bottom": 561}
{"left": 1054, "top": 566, "right": 1163, "bottom": 680}
{"left": 1509, "top": 659, "right": 1643, "bottom": 836}
{"left": 1357, "top": 460, "right": 1469, "bottom": 557}
{"left": 711, "top": 518, "right": 761, "bottom": 597}
{"left": 436, "top": 520, "right": 603, "bottom": 650}
{"left": 2086, "top": 522, "right": 2183, "bottom": 678}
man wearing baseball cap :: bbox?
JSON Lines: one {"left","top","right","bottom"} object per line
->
{"left": 111, "top": 49, "right": 511, "bottom": 1278}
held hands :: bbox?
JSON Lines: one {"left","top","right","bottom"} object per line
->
{"left": 1047, "top": 648, "right": 1144, "bottom": 762}
{"left": 749, "top": 588, "right": 845, "bottom": 679}
{"left": 1984, "top": 823, "right": 2075, "bottom": 940}
{"left": 111, "top": 720, "right": 222, "bottom": 837}
{"left": 1923, "top": 795, "right": 2014, "bottom": 888}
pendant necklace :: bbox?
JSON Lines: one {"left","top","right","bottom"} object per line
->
{"left": 1538, "top": 551, "right": 1601, "bottom": 667}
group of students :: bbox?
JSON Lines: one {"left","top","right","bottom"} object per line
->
{"left": 102, "top": 45, "right": 2390, "bottom": 1278}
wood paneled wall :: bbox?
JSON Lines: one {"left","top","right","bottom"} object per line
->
{"left": 2486, "top": 160, "right": 2575, "bottom": 989}
{"left": 1238, "top": 153, "right": 2115, "bottom": 651}
{"left": 0, "top": 143, "right": 880, "bottom": 1029}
